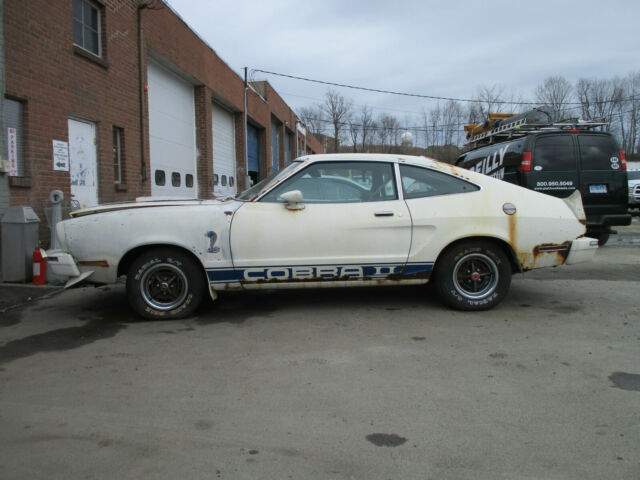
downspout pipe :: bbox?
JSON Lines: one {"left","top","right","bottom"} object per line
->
{"left": 243, "top": 67, "right": 249, "bottom": 187}
{"left": 137, "top": 3, "right": 149, "bottom": 182}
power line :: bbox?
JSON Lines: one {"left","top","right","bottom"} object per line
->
{"left": 301, "top": 115, "right": 467, "bottom": 133}
{"left": 252, "top": 68, "right": 640, "bottom": 106}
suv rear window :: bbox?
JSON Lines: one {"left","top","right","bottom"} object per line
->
{"left": 578, "top": 135, "right": 619, "bottom": 170}
{"left": 533, "top": 135, "right": 575, "bottom": 171}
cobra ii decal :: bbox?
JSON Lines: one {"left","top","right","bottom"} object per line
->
{"left": 207, "top": 262, "right": 434, "bottom": 286}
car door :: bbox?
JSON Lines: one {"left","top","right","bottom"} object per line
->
{"left": 577, "top": 133, "right": 628, "bottom": 219}
{"left": 230, "top": 160, "right": 412, "bottom": 286}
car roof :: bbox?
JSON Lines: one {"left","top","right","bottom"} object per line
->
{"left": 295, "top": 153, "right": 439, "bottom": 168}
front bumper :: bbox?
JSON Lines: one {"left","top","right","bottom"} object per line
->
{"left": 565, "top": 237, "right": 599, "bottom": 265}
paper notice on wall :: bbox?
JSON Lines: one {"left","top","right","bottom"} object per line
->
{"left": 52, "top": 140, "right": 70, "bottom": 171}
{"left": 7, "top": 127, "right": 18, "bottom": 176}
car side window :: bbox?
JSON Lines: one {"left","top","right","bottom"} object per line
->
{"left": 399, "top": 165, "right": 479, "bottom": 199}
{"left": 260, "top": 161, "right": 397, "bottom": 203}
{"left": 533, "top": 135, "right": 576, "bottom": 171}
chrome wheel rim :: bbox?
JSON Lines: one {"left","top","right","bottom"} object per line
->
{"left": 140, "top": 263, "right": 188, "bottom": 311}
{"left": 452, "top": 253, "right": 499, "bottom": 300}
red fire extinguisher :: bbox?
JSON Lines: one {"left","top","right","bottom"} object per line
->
{"left": 33, "top": 248, "right": 47, "bottom": 285}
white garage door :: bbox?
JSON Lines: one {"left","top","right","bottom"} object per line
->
{"left": 147, "top": 61, "right": 197, "bottom": 198}
{"left": 212, "top": 103, "right": 236, "bottom": 197}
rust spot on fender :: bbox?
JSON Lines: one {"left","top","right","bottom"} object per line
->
{"left": 520, "top": 241, "right": 572, "bottom": 271}
{"left": 508, "top": 212, "right": 517, "bottom": 247}
{"left": 387, "top": 270, "right": 432, "bottom": 281}
{"left": 533, "top": 242, "right": 571, "bottom": 262}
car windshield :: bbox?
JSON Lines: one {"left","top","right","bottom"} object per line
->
{"left": 235, "top": 161, "right": 304, "bottom": 201}
{"left": 628, "top": 170, "right": 640, "bottom": 180}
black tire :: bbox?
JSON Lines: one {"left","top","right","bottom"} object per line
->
{"left": 597, "top": 232, "right": 610, "bottom": 246}
{"left": 433, "top": 241, "right": 511, "bottom": 311}
{"left": 126, "top": 248, "right": 205, "bottom": 320}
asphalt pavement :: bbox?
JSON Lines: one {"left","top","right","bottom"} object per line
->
{"left": 0, "top": 218, "right": 639, "bottom": 480}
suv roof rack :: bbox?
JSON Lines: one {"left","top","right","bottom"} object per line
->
{"left": 465, "top": 110, "right": 609, "bottom": 148}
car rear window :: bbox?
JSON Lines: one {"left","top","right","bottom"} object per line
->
{"left": 578, "top": 135, "right": 619, "bottom": 170}
{"left": 533, "top": 135, "right": 575, "bottom": 171}
{"left": 400, "top": 165, "right": 479, "bottom": 199}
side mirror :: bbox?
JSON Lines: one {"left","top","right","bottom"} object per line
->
{"left": 279, "top": 190, "right": 305, "bottom": 210}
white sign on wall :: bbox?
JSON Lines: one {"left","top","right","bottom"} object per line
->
{"left": 7, "top": 127, "right": 18, "bottom": 176}
{"left": 52, "top": 140, "right": 70, "bottom": 171}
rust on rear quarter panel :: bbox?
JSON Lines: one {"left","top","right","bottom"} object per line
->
{"left": 519, "top": 241, "right": 572, "bottom": 271}
{"left": 387, "top": 270, "right": 432, "bottom": 281}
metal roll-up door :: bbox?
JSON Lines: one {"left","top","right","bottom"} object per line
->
{"left": 247, "top": 124, "right": 260, "bottom": 185}
{"left": 212, "top": 103, "right": 236, "bottom": 197}
{"left": 147, "top": 61, "right": 197, "bottom": 198}
{"left": 271, "top": 119, "right": 280, "bottom": 174}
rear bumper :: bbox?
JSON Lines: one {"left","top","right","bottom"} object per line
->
{"left": 46, "top": 250, "right": 80, "bottom": 277}
{"left": 587, "top": 214, "right": 632, "bottom": 228}
{"left": 565, "top": 237, "right": 599, "bottom": 265}
{"left": 45, "top": 249, "right": 94, "bottom": 287}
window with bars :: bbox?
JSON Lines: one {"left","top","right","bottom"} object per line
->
{"left": 4, "top": 98, "right": 25, "bottom": 177}
{"left": 113, "top": 127, "right": 124, "bottom": 184}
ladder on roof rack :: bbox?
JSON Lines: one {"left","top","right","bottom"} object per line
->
{"left": 465, "top": 118, "right": 609, "bottom": 147}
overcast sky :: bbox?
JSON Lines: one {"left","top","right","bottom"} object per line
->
{"left": 166, "top": 0, "right": 639, "bottom": 123}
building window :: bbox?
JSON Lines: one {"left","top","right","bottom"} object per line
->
{"left": 113, "top": 127, "right": 123, "bottom": 184}
{"left": 155, "top": 170, "right": 165, "bottom": 186}
{"left": 4, "top": 98, "right": 25, "bottom": 177}
{"left": 172, "top": 172, "right": 181, "bottom": 187}
{"left": 73, "top": 0, "right": 101, "bottom": 57}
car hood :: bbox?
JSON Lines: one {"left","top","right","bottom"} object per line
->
{"left": 69, "top": 197, "right": 235, "bottom": 218}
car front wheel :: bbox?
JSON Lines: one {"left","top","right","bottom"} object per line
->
{"left": 126, "top": 248, "right": 205, "bottom": 320}
{"left": 433, "top": 241, "right": 511, "bottom": 311}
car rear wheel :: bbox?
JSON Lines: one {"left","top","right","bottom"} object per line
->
{"left": 126, "top": 248, "right": 205, "bottom": 320}
{"left": 433, "top": 241, "right": 511, "bottom": 311}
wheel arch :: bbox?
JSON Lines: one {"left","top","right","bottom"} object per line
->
{"left": 432, "top": 236, "right": 522, "bottom": 276}
{"left": 118, "top": 244, "right": 212, "bottom": 296}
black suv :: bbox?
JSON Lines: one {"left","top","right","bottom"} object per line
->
{"left": 456, "top": 130, "right": 631, "bottom": 244}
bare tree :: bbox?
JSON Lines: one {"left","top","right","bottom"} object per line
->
{"left": 575, "top": 77, "right": 625, "bottom": 127}
{"left": 322, "top": 89, "right": 352, "bottom": 152}
{"left": 441, "top": 100, "right": 463, "bottom": 146}
{"left": 618, "top": 72, "right": 640, "bottom": 154}
{"left": 348, "top": 117, "right": 360, "bottom": 152}
{"left": 534, "top": 76, "right": 573, "bottom": 121}
{"left": 468, "top": 84, "right": 524, "bottom": 124}
{"left": 359, "top": 106, "right": 375, "bottom": 152}
{"left": 377, "top": 113, "right": 400, "bottom": 152}
{"left": 298, "top": 106, "right": 324, "bottom": 136}
{"left": 429, "top": 104, "right": 442, "bottom": 146}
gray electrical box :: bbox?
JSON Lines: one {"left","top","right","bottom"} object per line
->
{"left": 1, "top": 206, "right": 41, "bottom": 282}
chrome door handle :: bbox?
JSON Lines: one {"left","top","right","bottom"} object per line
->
{"left": 375, "top": 211, "right": 394, "bottom": 217}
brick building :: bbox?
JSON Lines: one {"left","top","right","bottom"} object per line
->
{"left": 0, "top": 0, "right": 322, "bottom": 246}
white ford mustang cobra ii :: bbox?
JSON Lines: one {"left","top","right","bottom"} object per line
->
{"left": 47, "top": 154, "right": 597, "bottom": 319}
